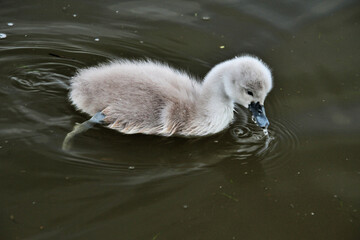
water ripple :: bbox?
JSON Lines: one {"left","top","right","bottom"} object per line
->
{"left": 0, "top": 24, "right": 299, "bottom": 181}
{"left": 230, "top": 118, "right": 299, "bottom": 173}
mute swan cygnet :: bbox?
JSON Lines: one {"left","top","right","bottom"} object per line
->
{"left": 64, "top": 55, "right": 272, "bottom": 147}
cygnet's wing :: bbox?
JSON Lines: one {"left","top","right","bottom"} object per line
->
{"left": 101, "top": 105, "right": 173, "bottom": 136}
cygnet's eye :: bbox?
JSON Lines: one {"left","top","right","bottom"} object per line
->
{"left": 247, "top": 90, "right": 254, "bottom": 96}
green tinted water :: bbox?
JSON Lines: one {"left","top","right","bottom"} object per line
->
{"left": 1, "top": 0, "right": 359, "bottom": 239}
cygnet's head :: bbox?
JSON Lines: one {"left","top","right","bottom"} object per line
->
{"left": 223, "top": 55, "right": 273, "bottom": 128}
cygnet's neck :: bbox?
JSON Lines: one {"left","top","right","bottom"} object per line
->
{"left": 196, "top": 61, "right": 235, "bottom": 132}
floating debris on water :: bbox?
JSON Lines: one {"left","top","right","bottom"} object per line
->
{"left": 94, "top": 38, "right": 100, "bottom": 42}
{"left": 152, "top": 233, "right": 159, "bottom": 240}
{"left": 219, "top": 45, "right": 225, "bottom": 49}
{"left": 183, "top": 204, "right": 188, "bottom": 209}
{"left": 202, "top": 16, "right": 210, "bottom": 21}
{"left": 116, "top": 10, "right": 119, "bottom": 14}
{"left": 0, "top": 33, "right": 7, "bottom": 39}
{"left": 62, "top": 4, "right": 71, "bottom": 11}
{"left": 263, "top": 128, "right": 269, "bottom": 136}
{"left": 128, "top": 166, "right": 135, "bottom": 170}
{"left": 221, "top": 192, "right": 239, "bottom": 202}
{"left": 7, "top": 22, "right": 14, "bottom": 26}
{"left": 73, "top": 14, "right": 77, "bottom": 18}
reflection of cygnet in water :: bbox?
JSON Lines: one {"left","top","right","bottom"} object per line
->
{"left": 63, "top": 55, "right": 273, "bottom": 150}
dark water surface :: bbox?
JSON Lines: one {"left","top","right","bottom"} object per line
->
{"left": 1, "top": 0, "right": 359, "bottom": 239}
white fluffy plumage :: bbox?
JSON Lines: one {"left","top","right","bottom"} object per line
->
{"left": 69, "top": 55, "right": 272, "bottom": 136}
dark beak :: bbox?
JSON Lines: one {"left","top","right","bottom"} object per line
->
{"left": 248, "top": 102, "right": 269, "bottom": 128}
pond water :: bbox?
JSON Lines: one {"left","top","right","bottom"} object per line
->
{"left": 1, "top": 0, "right": 359, "bottom": 239}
